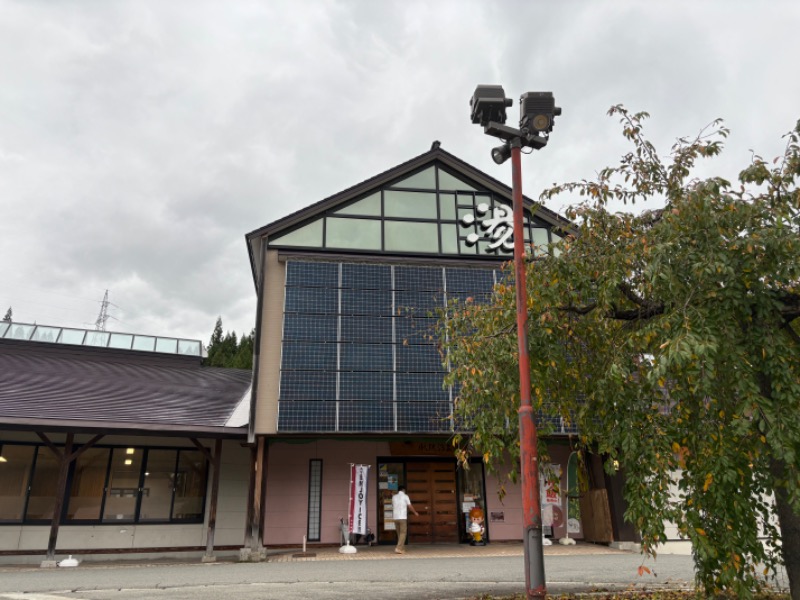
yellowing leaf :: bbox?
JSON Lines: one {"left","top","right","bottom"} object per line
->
{"left": 696, "top": 527, "right": 706, "bottom": 536}
{"left": 703, "top": 473, "right": 713, "bottom": 492}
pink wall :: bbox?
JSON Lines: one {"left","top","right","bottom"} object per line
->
{"left": 483, "top": 443, "right": 579, "bottom": 542}
{"left": 265, "top": 439, "right": 390, "bottom": 545}
{"left": 264, "top": 438, "right": 579, "bottom": 546}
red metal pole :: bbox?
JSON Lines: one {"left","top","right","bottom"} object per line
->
{"left": 510, "top": 140, "right": 547, "bottom": 598}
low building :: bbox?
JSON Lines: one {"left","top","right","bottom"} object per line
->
{"left": 0, "top": 322, "right": 251, "bottom": 564}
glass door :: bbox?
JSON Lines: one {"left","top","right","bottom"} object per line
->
{"left": 376, "top": 462, "right": 404, "bottom": 544}
{"left": 457, "top": 460, "right": 487, "bottom": 542}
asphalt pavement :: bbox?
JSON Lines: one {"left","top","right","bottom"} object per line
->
{"left": 0, "top": 543, "right": 700, "bottom": 600}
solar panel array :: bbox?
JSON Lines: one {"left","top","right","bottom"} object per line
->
{"left": 278, "top": 261, "right": 497, "bottom": 432}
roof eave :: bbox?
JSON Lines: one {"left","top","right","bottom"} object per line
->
{"left": 0, "top": 416, "right": 248, "bottom": 439}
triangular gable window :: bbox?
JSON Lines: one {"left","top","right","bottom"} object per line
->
{"left": 270, "top": 220, "right": 323, "bottom": 247}
{"left": 333, "top": 192, "right": 381, "bottom": 216}
{"left": 267, "top": 160, "right": 553, "bottom": 258}
{"left": 438, "top": 169, "right": 476, "bottom": 192}
{"left": 390, "top": 167, "right": 436, "bottom": 190}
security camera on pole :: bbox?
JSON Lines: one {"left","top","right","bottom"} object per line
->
{"left": 470, "top": 85, "right": 561, "bottom": 600}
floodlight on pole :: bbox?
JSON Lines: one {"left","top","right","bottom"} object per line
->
{"left": 491, "top": 143, "right": 512, "bottom": 165}
{"left": 470, "top": 84, "right": 561, "bottom": 600}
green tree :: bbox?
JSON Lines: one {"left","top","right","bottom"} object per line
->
{"left": 230, "top": 328, "right": 254, "bottom": 370}
{"left": 205, "top": 317, "right": 253, "bottom": 369}
{"left": 442, "top": 107, "right": 800, "bottom": 598}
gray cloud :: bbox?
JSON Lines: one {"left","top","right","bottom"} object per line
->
{"left": 2, "top": 0, "right": 798, "bottom": 343}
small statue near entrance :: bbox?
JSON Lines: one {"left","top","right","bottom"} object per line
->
{"left": 468, "top": 507, "right": 486, "bottom": 546}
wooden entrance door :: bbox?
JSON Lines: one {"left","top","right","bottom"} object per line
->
{"left": 406, "top": 462, "right": 458, "bottom": 543}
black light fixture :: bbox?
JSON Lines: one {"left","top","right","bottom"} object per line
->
{"left": 491, "top": 143, "right": 512, "bottom": 165}
{"left": 470, "top": 85, "right": 561, "bottom": 158}
{"left": 519, "top": 91, "right": 562, "bottom": 135}
{"left": 470, "top": 85, "right": 513, "bottom": 127}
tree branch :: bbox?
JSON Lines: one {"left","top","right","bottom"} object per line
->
{"left": 606, "top": 303, "right": 665, "bottom": 321}
{"left": 557, "top": 302, "right": 597, "bottom": 316}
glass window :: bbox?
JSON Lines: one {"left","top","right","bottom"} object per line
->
{"left": 307, "top": 460, "right": 322, "bottom": 541}
{"left": 30, "top": 326, "right": 60, "bottom": 343}
{"left": 85, "top": 331, "right": 110, "bottom": 347}
{"left": 108, "top": 333, "right": 134, "bottom": 350}
{"left": 132, "top": 336, "right": 156, "bottom": 352}
{"left": 66, "top": 448, "right": 110, "bottom": 521}
{"left": 440, "top": 224, "right": 459, "bottom": 254}
{"left": 139, "top": 450, "right": 176, "bottom": 521}
{"left": 270, "top": 220, "right": 323, "bottom": 247}
{"left": 178, "top": 340, "right": 201, "bottom": 355}
{"left": 334, "top": 193, "right": 381, "bottom": 216}
{"left": 0, "top": 445, "right": 35, "bottom": 521}
{"left": 326, "top": 217, "right": 381, "bottom": 250}
{"left": 391, "top": 167, "right": 436, "bottom": 190}
{"left": 551, "top": 232, "right": 563, "bottom": 257}
{"left": 102, "top": 448, "right": 142, "bottom": 522}
{"left": 459, "top": 236, "right": 478, "bottom": 255}
{"left": 172, "top": 450, "right": 207, "bottom": 521}
{"left": 438, "top": 169, "right": 476, "bottom": 191}
{"left": 531, "top": 228, "right": 549, "bottom": 256}
{"left": 155, "top": 338, "right": 178, "bottom": 354}
{"left": 58, "top": 328, "right": 86, "bottom": 345}
{"left": 384, "top": 221, "right": 439, "bottom": 253}
{"left": 439, "top": 193, "right": 456, "bottom": 220}
{"left": 457, "top": 206, "right": 477, "bottom": 222}
{"left": 384, "top": 191, "right": 437, "bottom": 219}
{"left": 0, "top": 322, "right": 9, "bottom": 337}
{"left": 26, "top": 447, "right": 59, "bottom": 520}
{"left": 7, "top": 324, "right": 34, "bottom": 340}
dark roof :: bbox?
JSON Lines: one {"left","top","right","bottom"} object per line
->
{"left": 0, "top": 339, "right": 251, "bottom": 437}
{"left": 244, "top": 142, "right": 575, "bottom": 285}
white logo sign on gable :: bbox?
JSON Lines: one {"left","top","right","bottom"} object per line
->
{"left": 460, "top": 202, "right": 514, "bottom": 252}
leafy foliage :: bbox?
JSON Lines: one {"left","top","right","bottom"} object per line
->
{"left": 205, "top": 316, "right": 254, "bottom": 369}
{"left": 442, "top": 107, "right": 800, "bottom": 598}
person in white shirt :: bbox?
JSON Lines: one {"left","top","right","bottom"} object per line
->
{"left": 391, "top": 487, "right": 419, "bottom": 554}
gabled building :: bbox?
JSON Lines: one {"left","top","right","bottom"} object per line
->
{"left": 244, "top": 142, "right": 594, "bottom": 547}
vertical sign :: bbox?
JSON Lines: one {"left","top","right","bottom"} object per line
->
{"left": 348, "top": 464, "right": 370, "bottom": 536}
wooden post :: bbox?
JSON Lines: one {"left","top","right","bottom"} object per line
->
{"left": 44, "top": 433, "right": 73, "bottom": 565}
{"left": 203, "top": 439, "right": 223, "bottom": 561}
{"left": 39, "top": 433, "right": 104, "bottom": 567}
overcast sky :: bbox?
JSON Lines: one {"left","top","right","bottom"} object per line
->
{"left": 2, "top": 0, "right": 798, "bottom": 345}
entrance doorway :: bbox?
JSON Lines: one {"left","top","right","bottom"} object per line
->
{"left": 376, "top": 458, "right": 485, "bottom": 545}
{"left": 406, "top": 462, "right": 458, "bottom": 543}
